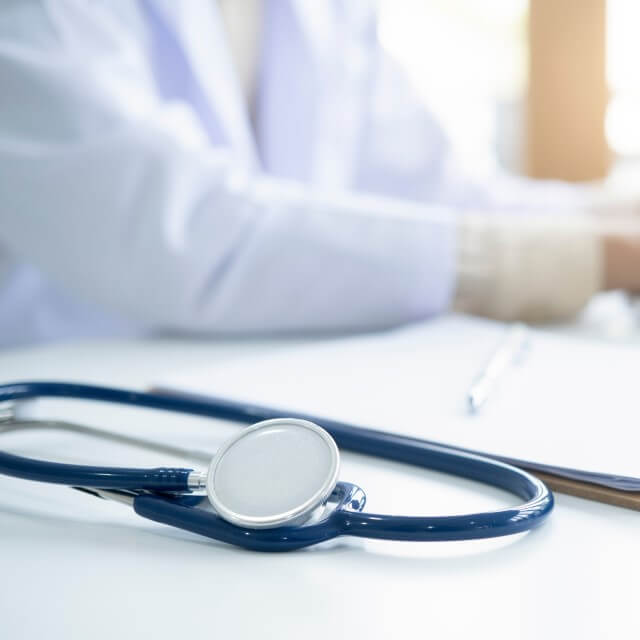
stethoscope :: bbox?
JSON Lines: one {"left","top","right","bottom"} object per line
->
{"left": 0, "top": 381, "right": 553, "bottom": 551}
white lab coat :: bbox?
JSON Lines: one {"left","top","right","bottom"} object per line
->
{"left": 0, "top": 0, "right": 576, "bottom": 346}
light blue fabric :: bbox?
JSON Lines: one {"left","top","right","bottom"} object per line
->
{"left": 0, "top": 0, "right": 578, "bottom": 347}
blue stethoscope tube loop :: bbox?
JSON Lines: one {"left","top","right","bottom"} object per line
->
{"left": 0, "top": 381, "right": 553, "bottom": 551}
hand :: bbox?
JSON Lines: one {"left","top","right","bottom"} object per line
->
{"left": 603, "top": 233, "right": 640, "bottom": 293}
{"left": 589, "top": 185, "right": 640, "bottom": 292}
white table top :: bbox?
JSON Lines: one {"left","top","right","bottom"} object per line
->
{"left": 1, "top": 307, "right": 638, "bottom": 639}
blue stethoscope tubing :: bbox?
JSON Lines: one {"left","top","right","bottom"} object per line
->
{"left": 0, "top": 381, "right": 553, "bottom": 551}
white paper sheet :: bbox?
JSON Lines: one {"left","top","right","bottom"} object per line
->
{"left": 158, "top": 315, "right": 640, "bottom": 479}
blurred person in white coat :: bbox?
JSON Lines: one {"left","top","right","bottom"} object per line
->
{"left": 0, "top": 0, "right": 638, "bottom": 347}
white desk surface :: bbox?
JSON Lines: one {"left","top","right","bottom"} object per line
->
{"left": 1, "top": 306, "right": 638, "bottom": 639}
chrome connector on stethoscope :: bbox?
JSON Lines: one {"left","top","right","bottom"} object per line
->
{"left": 74, "top": 487, "right": 138, "bottom": 506}
{"left": 187, "top": 470, "right": 208, "bottom": 491}
{"left": 0, "top": 401, "right": 16, "bottom": 424}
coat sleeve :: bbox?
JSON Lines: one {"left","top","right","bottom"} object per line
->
{"left": 0, "top": 1, "right": 455, "bottom": 334}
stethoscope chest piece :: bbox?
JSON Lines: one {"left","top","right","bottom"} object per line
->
{"left": 206, "top": 418, "right": 340, "bottom": 529}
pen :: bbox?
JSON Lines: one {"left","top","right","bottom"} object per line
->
{"left": 467, "top": 323, "right": 529, "bottom": 413}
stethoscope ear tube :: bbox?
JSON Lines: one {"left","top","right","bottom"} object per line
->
{"left": 0, "top": 449, "right": 194, "bottom": 491}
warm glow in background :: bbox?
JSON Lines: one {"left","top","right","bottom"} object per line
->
{"left": 379, "top": 0, "right": 639, "bottom": 185}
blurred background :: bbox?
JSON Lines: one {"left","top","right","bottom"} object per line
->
{"left": 3, "top": 0, "right": 640, "bottom": 348}
{"left": 378, "top": 0, "right": 639, "bottom": 189}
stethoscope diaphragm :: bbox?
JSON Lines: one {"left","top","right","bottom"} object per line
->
{"left": 206, "top": 418, "right": 340, "bottom": 529}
